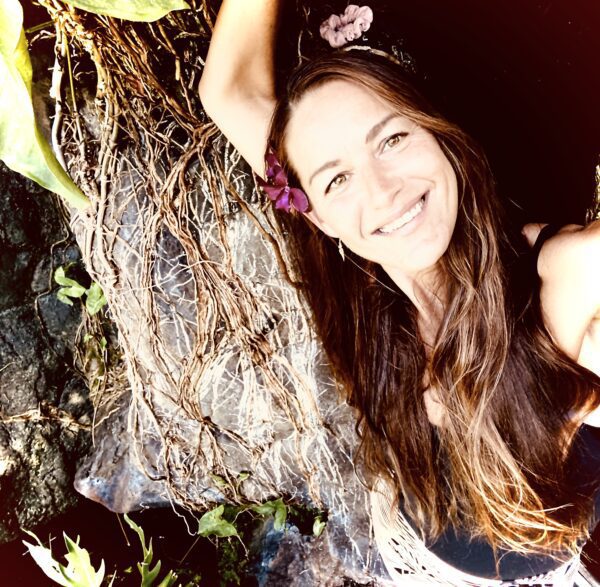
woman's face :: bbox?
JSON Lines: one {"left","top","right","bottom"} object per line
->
{"left": 285, "top": 80, "right": 459, "bottom": 282}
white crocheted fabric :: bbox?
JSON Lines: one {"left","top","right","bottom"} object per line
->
{"left": 370, "top": 477, "right": 583, "bottom": 586}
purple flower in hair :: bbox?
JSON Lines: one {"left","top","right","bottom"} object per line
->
{"left": 256, "top": 150, "right": 309, "bottom": 213}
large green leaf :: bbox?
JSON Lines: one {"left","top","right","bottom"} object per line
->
{"left": 197, "top": 505, "right": 239, "bottom": 538}
{"left": 62, "top": 534, "right": 105, "bottom": 587}
{"left": 63, "top": 0, "right": 190, "bottom": 22}
{"left": 22, "top": 530, "right": 105, "bottom": 587}
{"left": 0, "top": 0, "right": 89, "bottom": 209}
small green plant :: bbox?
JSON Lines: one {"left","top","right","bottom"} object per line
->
{"left": 22, "top": 530, "right": 107, "bottom": 587}
{"left": 22, "top": 514, "right": 194, "bottom": 587}
{"left": 22, "top": 501, "right": 327, "bottom": 586}
{"left": 250, "top": 498, "right": 287, "bottom": 532}
{"left": 54, "top": 265, "right": 107, "bottom": 315}
{"left": 123, "top": 515, "right": 179, "bottom": 587}
{"left": 312, "top": 516, "right": 326, "bottom": 537}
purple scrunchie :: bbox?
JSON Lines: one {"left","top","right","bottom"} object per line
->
{"left": 320, "top": 5, "right": 374, "bottom": 48}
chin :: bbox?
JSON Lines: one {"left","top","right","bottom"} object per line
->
{"left": 384, "top": 233, "right": 451, "bottom": 276}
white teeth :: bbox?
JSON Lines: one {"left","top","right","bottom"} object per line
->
{"left": 378, "top": 197, "right": 425, "bottom": 234}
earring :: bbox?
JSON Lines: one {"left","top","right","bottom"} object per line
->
{"left": 338, "top": 238, "right": 345, "bottom": 261}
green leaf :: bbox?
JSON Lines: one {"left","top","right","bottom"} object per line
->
{"left": 62, "top": 533, "right": 105, "bottom": 587}
{"left": 54, "top": 267, "right": 84, "bottom": 289}
{"left": 250, "top": 502, "right": 275, "bottom": 517}
{"left": 56, "top": 289, "right": 75, "bottom": 306}
{"left": 313, "top": 516, "right": 326, "bottom": 537}
{"left": 209, "top": 473, "right": 228, "bottom": 488}
{"left": 251, "top": 498, "right": 287, "bottom": 532}
{"left": 60, "top": 285, "right": 87, "bottom": 299}
{"left": 0, "top": 0, "right": 89, "bottom": 209}
{"left": 123, "top": 514, "right": 167, "bottom": 587}
{"left": 62, "top": 0, "right": 190, "bottom": 22}
{"left": 272, "top": 500, "right": 287, "bottom": 532}
{"left": 236, "top": 471, "right": 250, "bottom": 482}
{"left": 198, "top": 505, "right": 238, "bottom": 538}
{"left": 139, "top": 559, "right": 162, "bottom": 587}
{"left": 123, "top": 514, "right": 151, "bottom": 562}
{"left": 22, "top": 530, "right": 104, "bottom": 587}
{"left": 23, "top": 535, "right": 72, "bottom": 586}
{"left": 54, "top": 267, "right": 86, "bottom": 303}
{"left": 156, "top": 570, "right": 178, "bottom": 587}
{"left": 85, "top": 282, "right": 107, "bottom": 315}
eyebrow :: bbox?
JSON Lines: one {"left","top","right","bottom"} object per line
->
{"left": 308, "top": 113, "right": 399, "bottom": 187}
{"left": 365, "top": 113, "right": 398, "bottom": 144}
{"left": 309, "top": 159, "right": 341, "bottom": 187}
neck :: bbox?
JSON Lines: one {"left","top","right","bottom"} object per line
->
{"left": 383, "top": 264, "right": 446, "bottom": 348}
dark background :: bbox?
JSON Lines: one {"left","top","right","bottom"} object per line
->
{"left": 375, "top": 0, "right": 600, "bottom": 225}
{"left": 3, "top": 0, "right": 599, "bottom": 585}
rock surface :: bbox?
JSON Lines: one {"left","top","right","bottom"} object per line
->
{"left": 48, "top": 2, "right": 392, "bottom": 581}
{"left": 0, "top": 162, "right": 92, "bottom": 543}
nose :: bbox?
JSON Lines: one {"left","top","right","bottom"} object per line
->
{"left": 362, "top": 158, "right": 403, "bottom": 209}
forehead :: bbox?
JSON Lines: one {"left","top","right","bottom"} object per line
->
{"left": 285, "top": 80, "right": 405, "bottom": 183}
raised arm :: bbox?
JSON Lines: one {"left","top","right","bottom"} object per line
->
{"left": 198, "top": 0, "right": 281, "bottom": 175}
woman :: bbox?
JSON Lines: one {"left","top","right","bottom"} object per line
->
{"left": 199, "top": 1, "right": 600, "bottom": 583}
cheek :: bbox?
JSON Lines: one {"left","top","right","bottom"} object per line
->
{"left": 413, "top": 142, "right": 448, "bottom": 173}
{"left": 322, "top": 198, "right": 363, "bottom": 238}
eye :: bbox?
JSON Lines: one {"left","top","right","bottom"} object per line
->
{"left": 382, "top": 132, "right": 409, "bottom": 151}
{"left": 325, "top": 173, "right": 349, "bottom": 194}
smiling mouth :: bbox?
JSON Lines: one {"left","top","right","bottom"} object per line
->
{"left": 374, "top": 191, "right": 429, "bottom": 235}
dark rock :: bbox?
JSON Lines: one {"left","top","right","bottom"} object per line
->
{"left": 249, "top": 520, "right": 368, "bottom": 587}
{"left": 0, "top": 162, "right": 92, "bottom": 543}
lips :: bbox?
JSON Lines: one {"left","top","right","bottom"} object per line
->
{"left": 372, "top": 191, "right": 429, "bottom": 235}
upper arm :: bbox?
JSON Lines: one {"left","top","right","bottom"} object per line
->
{"left": 198, "top": 0, "right": 280, "bottom": 177}
{"left": 199, "top": 84, "right": 274, "bottom": 177}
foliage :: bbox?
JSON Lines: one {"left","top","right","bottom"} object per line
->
{"left": 23, "top": 501, "right": 327, "bottom": 586}
{"left": 216, "top": 540, "right": 243, "bottom": 587}
{"left": 62, "top": 0, "right": 190, "bottom": 22}
{"left": 23, "top": 515, "right": 189, "bottom": 587}
{"left": 197, "top": 505, "right": 238, "bottom": 539}
{"left": 250, "top": 498, "right": 287, "bottom": 532}
{"left": 0, "top": 0, "right": 89, "bottom": 208}
{"left": 85, "top": 282, "right": 108, "bottom": 315}
{"left": 54, "top": 265, "right": 107, "bottom": 315}
{"left": 0, "top": 0, "right": 191, "bottom": 209}
{"left": 22, "top": 530, "right": 106, "bottom": 587}
{"left": 123, "top": 515, "right": 179, "bottom": 587}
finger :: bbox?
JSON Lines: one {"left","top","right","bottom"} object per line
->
{"left": 521, "top": 223, "right": 547, "bottom": 248}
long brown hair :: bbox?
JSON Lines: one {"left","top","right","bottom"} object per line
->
{"left": 267, "top": 51, "right": 600, "bottom": 556}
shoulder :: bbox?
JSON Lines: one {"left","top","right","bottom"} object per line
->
{"left": 523, "top": 221, "right": 600, "bottom": 285}
{"left": 523, "top": 222, "right": 600, "bottom": 426}
{"left": 522, "top": 221, "right": 600, "bottom": 360}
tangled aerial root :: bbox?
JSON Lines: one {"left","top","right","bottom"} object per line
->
{"left": 36, "top": 1, "right": 391, "bottom": 580}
